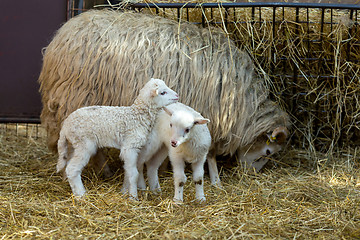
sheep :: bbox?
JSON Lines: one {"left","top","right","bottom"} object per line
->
{"left": 56, "top": 78, "right": 179, "bottom": 198}
{"left": 39, "top": 10, "right": 291, "bottom": 179}
{"left": 207, "top": 126, "right": 289, "bottom": 183}
{"left": 129, "top": 102, "right": 211, "bottom": 202}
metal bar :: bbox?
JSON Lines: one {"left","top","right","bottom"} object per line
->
{"left": 129, "top": 2, "right": 360, "bottom": 10}
{"left": 177, "top": 7, "right": 180, "bottom": 22}
{"left": 201, "top": 7, "right": 205, "bottom": 28}
{"left": 270, "top": 6, "right": 276, "bottom": 100}
{"left": 293, "top": 7, "right": 300, "bottom": 122}
{"left": 224, "top": 6, "right": 228, "bottom": 28}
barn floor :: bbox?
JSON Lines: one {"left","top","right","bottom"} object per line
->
{"left": 0, "top": 125, "right": 359, "bottom": 239}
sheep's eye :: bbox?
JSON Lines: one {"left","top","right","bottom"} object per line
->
{"left": 160, "top": 91, "right": 167, "bottom": 95}
{"left": 170, "top": 123, "right": 172, "bottom": 127}
{"left": 266, "top": 149, "right": 271, "bottom": 155}
{"left": 185, "top": 128, "right": 190, "bottom": 133}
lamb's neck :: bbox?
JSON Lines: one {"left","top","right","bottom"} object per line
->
{"left": 132, "top": 98, "right": 160, "bottom": 122}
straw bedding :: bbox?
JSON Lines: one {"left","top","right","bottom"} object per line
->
{"left": 1, "top": 126, "right": 359, "bottom": 239}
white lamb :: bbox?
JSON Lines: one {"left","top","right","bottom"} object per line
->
{"left": 56, "top": 78, "right": 179, "bottom": 199}
{"left": 134, "top": 102, "right": 211, "bottom": 202}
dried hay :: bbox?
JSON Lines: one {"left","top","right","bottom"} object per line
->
{"left": 1, "top": 126, "right": 360, "bottom": 239}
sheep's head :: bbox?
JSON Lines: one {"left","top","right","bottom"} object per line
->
{"left": 164, "top": 107, "right": 210, "bottom": 148}
{"left": 141, "top": 78, "right": 179, "bottom": 108}
{"left": 238, "top": 126, "right": 289, "bottom": 172}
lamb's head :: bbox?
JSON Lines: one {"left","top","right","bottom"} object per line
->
{"left": 238, "top": 126, "right": 289, "bottom": 172}
{"left": 164, "top": 107, "right": 210, "bottom": 148}
{"left": 139, "top": 78, "right": 179, "bottom": 108}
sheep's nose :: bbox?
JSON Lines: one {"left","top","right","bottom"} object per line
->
{"left": 171, "top": 140, "right": 178, "bottom": 147}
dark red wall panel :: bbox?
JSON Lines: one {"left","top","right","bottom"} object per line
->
{"left": 0, "top": 1, "right": 67, "bottom": 122}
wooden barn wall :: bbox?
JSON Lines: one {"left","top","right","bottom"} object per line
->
{"left": 0, "top": 1, "right": 67, "bottom": 123}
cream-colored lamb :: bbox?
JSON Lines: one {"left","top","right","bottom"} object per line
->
{"left": 134, "top": 103, "right": 211, "bottom": 202}
{"left": 56, "top": 78, "right": 178, "bottom": 199}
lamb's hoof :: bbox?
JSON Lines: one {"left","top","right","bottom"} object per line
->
{"left": 196, "top": 197, "right": 206, "bottom": 204}
{"left": 72, "top": 189, "right": 86, "bottom": 198}
{"left": 121, "top": 187, "right": 128, "bottom": 195}
{"left": 172, "top": 198, "right": 184, "bottom": 204}
{"left": 137, "top": 183, "right": 146, "bottom": 190}
{"left": 212, "top": 181, "right": 223, "bottom": 189}
{"left": 72, "top": 192, "right": 86, "bottom": 200}
{"left": 151, "top": 188, "right": 162, "bottom": 194}
{"left": 129, "top": 195, "right": 139, "bottom": 201}
{"left": 121, "top": 191, "right": 139, "bottom": 201}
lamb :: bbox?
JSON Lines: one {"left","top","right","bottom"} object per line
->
{"left": 56, "top": 78, "right": 179, "bottom": 198}
{"left": 134, "top": 103, "right": 211, "bottom": 202}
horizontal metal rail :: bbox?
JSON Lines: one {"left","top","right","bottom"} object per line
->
{"left": 128, "top": 2, "right": 360, "bottom": 10}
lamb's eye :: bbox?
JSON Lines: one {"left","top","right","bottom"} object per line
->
{"left": 185, "top": 128, "right": 190, "bottom": 133}
{"left": 266, "top": 149, "right": 271, "bottom": 155}
{"left": 170, "top": 123, "right": 172, "bottom": 127}
{"left": 160, "top": 91, "right": 167, "bottom": 95}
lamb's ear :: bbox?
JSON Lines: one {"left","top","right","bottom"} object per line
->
{"left": 194, "top": 118, "right": 210, "bottom": 125}
{"left": 163, "top": 107, "right": 173, "bottom": 116}
{"left": 150, "top": 86, "right": 159, "bottom": 97}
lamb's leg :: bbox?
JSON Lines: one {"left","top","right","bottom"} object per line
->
{"left": 192, "top": 156, "right": 206, "bottom": 202}
{"left": 137, "top": 160, "right": 146, "bottom": 190}
{"left": 207, "top": 153, "right": 222, "bottom": 187}
{"left": 137, "top": 142, "right": 162, "bottom": 189}
{"left": 121, "top": 173, "right": 129, "bottom": 194}
{"left": 65, "top": 142, "right": 96, "bottom": 197}
{"left": 170, "top": 154, "right": 186, "bottom": 202}
{"left": 146, "top": 146, "right": 168, "bottom": 192}
{"left": 121, "top": 148, "right": 139, "bottom": 200}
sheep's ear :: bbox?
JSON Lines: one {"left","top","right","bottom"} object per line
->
{"left": 194, "top": 118, "right": 210, "bottom": 125}
{"left": 270, "top": 126, "right": 289, "bottom": 144}
{"left": 163, "top": 107, "right": 173, "bottom": 116}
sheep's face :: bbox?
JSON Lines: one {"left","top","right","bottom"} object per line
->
{"left": 238, "top": 126, "right": 289, "bottom": 172}
{"left": 164, "top": 108, "right": 210, "bottom": 148}
{"left": 146, "top": 78, "right": 179, "bottom": 108}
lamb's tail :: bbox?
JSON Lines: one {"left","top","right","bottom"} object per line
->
{"left": 56, "top": 131, "right": 69, "bottom": 173}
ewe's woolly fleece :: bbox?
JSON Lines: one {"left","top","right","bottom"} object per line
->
{"left": 39, "top": 9, "right": 290, "bottom": 156}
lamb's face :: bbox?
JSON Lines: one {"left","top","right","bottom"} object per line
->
{"left": 147, "top": 78, "right": 179, "bottom": 108}
{"left": 238, "top": 126, "right": 289, "bottom": 172}
{"left": 165, "top": 109, "right": 210, "bottom": 148}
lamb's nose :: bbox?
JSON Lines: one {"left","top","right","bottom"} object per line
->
{"left": 171, "top": 140, "right": 178, "bottom": 147}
